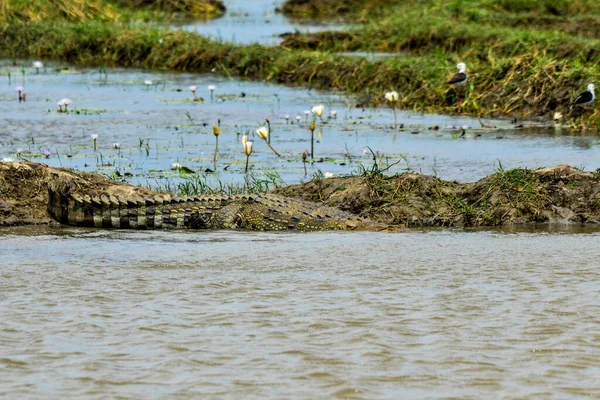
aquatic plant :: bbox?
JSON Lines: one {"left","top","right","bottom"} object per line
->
{"left": 303, "top": 110, "right": 310, "bottom": 124}
{"left": 90, "top": 134, "right": 98, "bottom": 150}
{"left": 264, "top": 118, "right": 271, "bottom": 144}
{"left": 32, "top": 60, "right": 43, "bottom": 74}
{"left": 189, "top": 85, "right": 199, "bottom": 101}
{"left": 284, "top": 114, "right": 290, "bottom": 124}
{"left": 309, "top": 119, "right": 316, "bottom": 160}
{"left": 213, "top": 123, "right": 219, "bottom": 171}
{"left": 57, "top": 98, "right": 71, "bottom": 113}
{"left": 330, "top": 110, "right": 337, "bottom": 119}
{"left": 113, "top": 143, "right": 120, "bottom": 149}
{"left": 144, "top": 79, "right": 152, "bottom": 90}
{"left": 44, "top": 150, "right": 51, "bottom": 159}
{"left": 208, "top": 84, "right": 216, "bottom": 102}
{"left": 311, "top": 104, "right": 325, "bottom": 122}
{"left": 385, "top": 90, "right": 399, "bottom": 130}
{"left": 302, "top": 150, "right": 308, "bottom": 175}
{"left": 243, "top": 136, "right": 253, "bottom": 173}
{"left": 256, "top": 126, "right": 281, "bottom": 157}
{"left": 15, "top": 86, "right": 24, "bottom": 103}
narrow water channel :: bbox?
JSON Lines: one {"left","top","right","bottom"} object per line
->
{"left": 171, "top": 0, "right": 349, "bottom": 45}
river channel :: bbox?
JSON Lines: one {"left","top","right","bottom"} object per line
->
{"left": 2, "top": 226, "right": 600, "bottom": 398}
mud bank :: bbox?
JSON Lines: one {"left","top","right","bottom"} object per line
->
{"left": 275, "top": 164, "right": 600, "bottom": 227}
{"left": 2, "top": 162, "right": 600, "bottom": 228}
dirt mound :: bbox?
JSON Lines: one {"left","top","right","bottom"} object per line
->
{"left": 273, "top": 165, "right": 600, "bottom": 227}
{"left": 2, "top": 162, "right": 600, "bottom": 228}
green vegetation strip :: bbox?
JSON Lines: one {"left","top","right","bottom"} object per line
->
{"left": 2, "top": 0, "right": 600, "bottom": 126}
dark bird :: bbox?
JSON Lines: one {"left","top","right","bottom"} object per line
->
{"left": 573, "top": 83, "right": 595, "bottom": 131}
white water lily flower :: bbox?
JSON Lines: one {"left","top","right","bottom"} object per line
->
{"left": 208, "top": 85, "right": 216, "bottom": 92}
{"left": 324, "top": 172, "right": 334, "bottom": 178}
{"left": 385, "top": 91, "right": 399, "bottom": 102}
{"left": 311, "top": 104, "right": 324, "bottom": 117}
{"left": 171, "top": 162, "right": 182, "bottom": 170}
{"left": 189, "top": 85, "right": 197, "bottom": 92}
{"left": 91, "top": 134, "right": 98, "bottom": 140}
{"left": 144, "top": 80, "right": 152, "bottom": 86}
{"left": 15, "top": 86, "right": 24, "bottom": 92}
{"left": 58, "top": 98, "right": 71, "bottom": 106}
{"left": 33, "top": 61, "right": 43, "bottom": 69}
{"left": 256, "top": 126, "right": 269, "bottom": 141}
{"left": 553, "top": 112, "right": 563, "bottom": 121}
{"left": 295, "top": 115, "right": 301, "bottom": 121}
{"left": 330, "top": 110, "right": 337, "bottom": 117}
{"left": 303, "top": 110, "right": 310, "bottom": 116}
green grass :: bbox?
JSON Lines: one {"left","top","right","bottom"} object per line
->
{"left": 151, "top": 170, "right": 284, "bottom": 196}
{"left": 0, "top": 0, "right": 225, "bottom": 23}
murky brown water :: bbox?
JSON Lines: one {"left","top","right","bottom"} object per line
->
{"left": 2, "top": 226, "right": 600, "bottom": 398}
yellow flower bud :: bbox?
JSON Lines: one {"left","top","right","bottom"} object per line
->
{"left": 244, "top": 141, "right": 253, "bottom": 156}
{"left": 213, "top": 124, "right": 219, "bottom": 136}
{"left": 310, "top": 120, "right": 316, "bottom": 132}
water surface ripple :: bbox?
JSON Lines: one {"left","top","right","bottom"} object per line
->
{"left": 1, "top": 227, "right": 600, "bottom": 398}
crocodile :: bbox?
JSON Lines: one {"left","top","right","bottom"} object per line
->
{"left": 47, "top": 184, "right": 399, "bottom": 232}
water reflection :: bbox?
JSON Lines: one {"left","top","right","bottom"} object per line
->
{"left": 172, "top": 0, "right": 350, "bottom": 45}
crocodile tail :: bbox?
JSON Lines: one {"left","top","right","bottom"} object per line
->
{"left": 48, "top": 182, "right": 98, "bottom": 227}
{"left": 47, "top": 184, "right": 214, "bottom": 229}
{"left": 47, "top": 183, "right": 69, "bottom": 225}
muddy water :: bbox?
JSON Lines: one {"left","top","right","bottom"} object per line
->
{"left": 172, "top": 0, "right": 349, "bottom": 45}
{"left": 1, "top": 226, "right": 600, "bottom": 398}
{"left": 1, "top": 62, "right": 599, "bottom": 190}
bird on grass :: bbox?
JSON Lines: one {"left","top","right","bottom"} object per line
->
{"left": 448, "top": 62, "right": 468, "bottom": 111}
{"left": 572, "top": 83, "right": 595, "bottom": 131}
